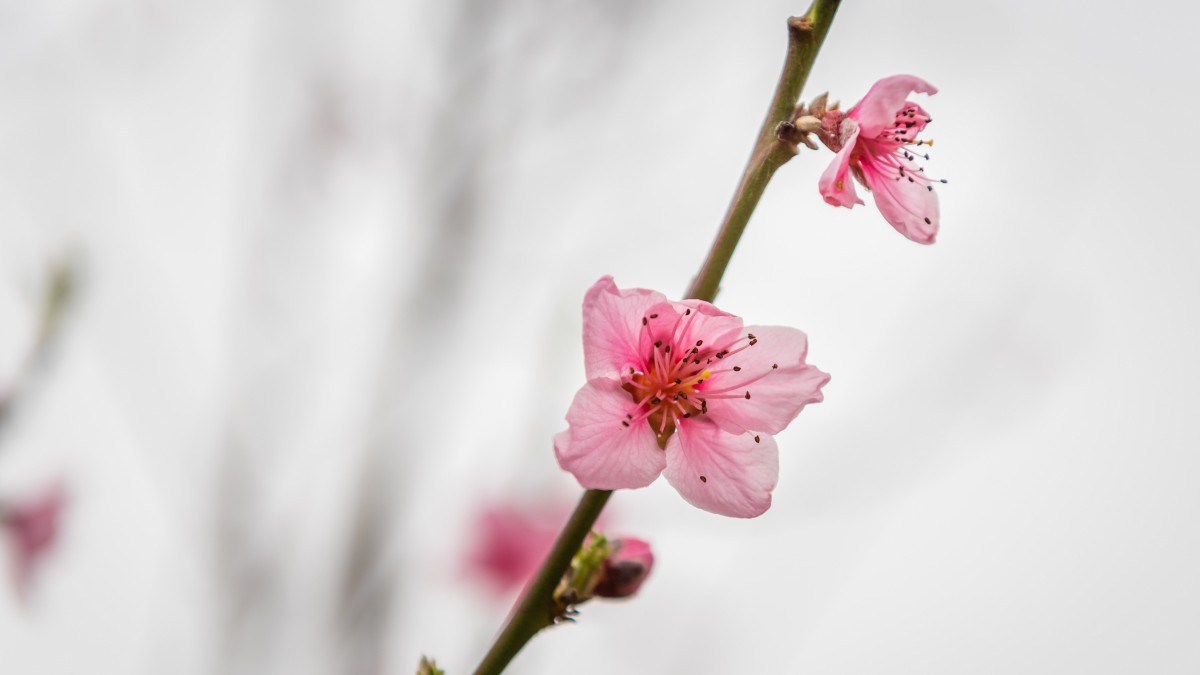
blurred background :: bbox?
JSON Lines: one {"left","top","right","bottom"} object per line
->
{"left": 2, "top": 0, "right": 1198, "bottom": 673}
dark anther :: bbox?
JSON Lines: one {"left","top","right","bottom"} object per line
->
{"left": 745, "top": 391, "right": 752, "bottom": 399}
{"left": 772, "top": 363, "right": 778, "bottom": 369}
{"left": 699, "top": 475, "right": 707, "bottom": 483}
{"left": 695, "top": 340, "right": 703, "bottom": 346}
{"left": 733, "top": 366, "right": 742, "bottom": 372}
{"left": 683, "top": 413, "right": 691, "bottom": 418}
{"left": 924, "top": 217, "right": 932, "bottom": 224}
{"left": 621, "top": 420, "right": 630, "bottom": 427}
{"left": 927, "top": 185, "right": 934, "bottom": 192}
{"left": 747, "top": 333, "right": 757, "bottom": 340}
{"left": 685, "top": 309, "right": 692, "bottom": 315}
{"left": 664, "top": 346, "right": 671, "bottom": 353}
{"left": 749, "top": 339, "right": 758, "bottom": 346}
{"left": 649, "top": 313, "right": 658, "bottom": 319}
{"left": 754, "top": 435, "right": 761, "bottom": 443}
{"left": 652, "top": 397, "right": 661, "bottom": 405}
{"left": 642, "top": 317, "right": 648, "bottom": 326}
{"left": 908, "top": 177, "right": 915, "bottom": 183}
{"left": 675, "top": 378, "right": 682, "bottom": 385}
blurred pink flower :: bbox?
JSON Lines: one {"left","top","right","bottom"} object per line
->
{"left": 1, "top": 481, "right": 66, "bottom": 599}
{"left": 817, "top": 74, "right": 943, "bottom": 244}
{"left": 555, "top": 277, "right": 828, "bottom": 518}
{"left": 593, "top": 536, "right": 654, "bottom": 599}
{"left": 466, "top": 503, "right": 564, "bottom": 593}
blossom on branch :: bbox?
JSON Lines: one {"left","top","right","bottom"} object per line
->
{"left": 1, "top": 481, "right": 66, "bottom": 599}
{"left": 815, "top": 74, "right": 944, "bottom": 244}
{"left": 555, "top": 277, "right": 829, "bottom": 518}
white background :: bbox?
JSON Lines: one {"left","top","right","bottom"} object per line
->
{"left": 1, "top": 0, "right": 1197, "bottom": 673}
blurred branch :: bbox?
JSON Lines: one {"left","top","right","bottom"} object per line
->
{"left": 0, "top": 260, "right": 78, "bottom": 437}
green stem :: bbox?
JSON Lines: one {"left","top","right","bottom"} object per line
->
{"left": 471, "top": 2, "right": 841, "bottom": 672}
{"left": 687, "top": 0, "right": 842, "bottom": 303}
{"left": 472, "top": 489, "right": 612, "bottom": 675}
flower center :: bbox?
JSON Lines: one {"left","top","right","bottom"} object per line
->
{"left": 620, "top": 308, "right": 767, "bottom": 448}
{"left": 863, "top": 103, "right": 949, "bottom": 196}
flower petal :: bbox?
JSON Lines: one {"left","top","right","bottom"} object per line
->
{"left": 850, "top": 75, "right": 938, "bottom": 138}
{"left": 701, "top": 326, "right": 829, "bottom": 435}
{"left": 818, "top": 122, "right": 865, "bottom": 209}
{"left": 634, "top": 299, "right": 744, "bottom": 367}
{"left": 670, "top": 299, "right": 745, "bottom": 350}
{"left": 555, "top": 378, "right": 667, "bottom": 489}
{"left": 860, "top": 152, "right": 940, "bottom": 244}
{"left": 662, "top": 420, "right": 778, "bottom": 518}
{"left": 583, "top": 276, "right": 668, "bottom": 380}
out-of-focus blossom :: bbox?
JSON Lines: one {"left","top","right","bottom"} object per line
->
{"left": 555, "top": 277, "right": 829, "bottom": 518}
{"left": 0, "top": 481, "right": 67, "bottom": 599}
{"left": 816, "top": 74, "right": 943, "bottom": 244}
{"left": 465, "top": 502, "right": 569, "bottom": 593}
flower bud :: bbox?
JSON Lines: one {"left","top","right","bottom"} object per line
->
{"left": 416, "top": 656, "right": 444, "bottom": 675}
{"left": 592, "top": 537, "right": 654, "bottom": 599}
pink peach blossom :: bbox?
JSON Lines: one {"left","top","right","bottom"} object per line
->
{"left": 555, "top": 277, "right": 829, "bottom": 518}
{"left": 465, "top": 503, "right": 562, "bottom": 593}
{"left": 817, "top": 74, "right": 943, "bottom": 244}
{"left": 1, "top": 482, "right": 66, "bottom": 599}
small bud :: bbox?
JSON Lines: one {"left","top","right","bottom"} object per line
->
{"left": 808, "top": 91, "right": 829, "bottom": 118}
{"left": 416, "top": 656, "right": 445, "bottom": 675}
{"left": 593, "top": 537, "right": 654, "bottom": 599}
{"left": 793, "top": 115, "right": 823, "bottom": 135}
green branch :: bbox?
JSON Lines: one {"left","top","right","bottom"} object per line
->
{"left": 472, "top": 489, "right": 611, "bottom": 675}
{"left": 687, "top": 0, "right": 842, "bottom": 303}
{"left": 469, "top": 2, "right": 842, "bottom": 672}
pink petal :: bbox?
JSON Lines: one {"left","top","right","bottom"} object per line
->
{"left": 662, "top": 420, "right": 778, "bottom": 518}
{"left": 555, "top": 378, "right": 667, "bottom": 490}
{"left": 859, "top": 152, "right": 940, "bottom": 244}
{"left": 703, "top": 326, "right": 829, "bottom": 435}
{"left": 1, "top": 482, "right": 66, "bottom": 598}
{"left": 668, "top": 300, "right": 745, "bottom": 354}
{"left": 818, "top": 123, "right": 865, "bottom": 209}
{"left": 850, "top": 75, "right": 938, "bottom": 138}
{"left": 636, "top": 301, "right": 686, "bottom": 358}
{"left": 466, "top": 504, "right": 560, "bottom": 593}
{"left": 582, "top": 276, "right": 667, "bottom": 380}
